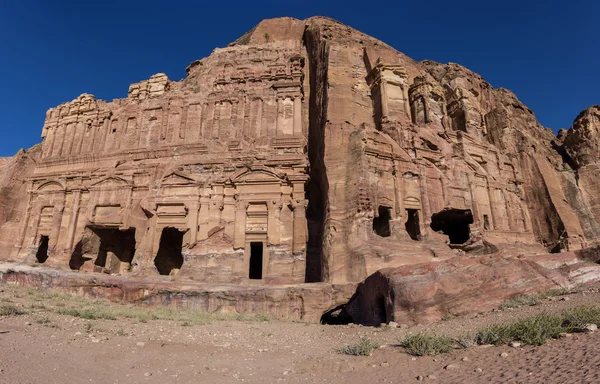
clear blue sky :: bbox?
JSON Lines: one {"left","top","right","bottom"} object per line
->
{"left": 0, "top": 0, "right": 596, "bottom": 156}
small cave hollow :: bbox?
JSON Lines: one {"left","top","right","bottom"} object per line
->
{"left": 154, "top": 227, "right": 185, "bottom": 276}
{"left": 35, "top": 235, "right": 49, "bottom": 263}
{"left": 373, "top": 206, "right": 392, "bottom": 237}
{"left": 430, "top": 209, "right": 474, "bottom": 244}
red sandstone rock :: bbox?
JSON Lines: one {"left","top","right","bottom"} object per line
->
{"left": 0, "top": 16, "right": 598, "bottom": 315}
{"left": 343, "top": 250, "right": 600, "bottom": 325}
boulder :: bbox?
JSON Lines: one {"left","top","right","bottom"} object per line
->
{"left": 343, "top": 252, "right": 600, "bottom": 325}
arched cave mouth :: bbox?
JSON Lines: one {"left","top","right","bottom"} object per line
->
{"left": 430, "top": 209, "right": 474, "bottom": 245}
{"left": 35, "top": 235, "right": 49, "bottom": 263}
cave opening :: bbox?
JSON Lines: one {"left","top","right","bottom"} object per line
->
{"left": 154, "top": 227, "right": 185, "bottom": 276}
{"left": 89, "top": 227, "right": 136, "bottom": 274}
{"left": 405, "top": 209, "right": 421, "bottom": 241}
{"left": 430, "top": 209, "right": 474, "bottom": 244}
{"left": 35, "top": 235, "right": 49, "bottom": 263}
{"left": 373, "top": 206, "right": 392, "bottom": 237}
{"left": 249, "top": 241, "right": 263, "bottom": 280}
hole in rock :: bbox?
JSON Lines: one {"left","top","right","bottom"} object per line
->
{"left": 90, "top": 227, "right": 136, "bottom": 274}
{"left": 430, "top": 209, "right": 474, "bottom": 244}
{"left": 35, "top": 235, "right": 49, "bottom": 263}
{"left": 249, "top": 242, "right": 263, "bottom": 280}
{"left": 405, "top": 209, "right": 421, "bottom": 241}
{"left": 154, "top": 227, "right": 185, "bottom": 276}
{"left": 373, "top": 206, "right": 392, "bottom": 237}
{"left": 320, "top": 305, "right": 352, "bottom": 325}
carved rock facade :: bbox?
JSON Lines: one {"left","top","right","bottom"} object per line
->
{"left": 1, "top": 17, "right": 599, "bottom": 288}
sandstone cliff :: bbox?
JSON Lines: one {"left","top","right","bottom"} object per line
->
{"left": 0, "top": 16, "right": 598, "bottom": 288}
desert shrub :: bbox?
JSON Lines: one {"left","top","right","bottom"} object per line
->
{"left": 454, "top": 334, "right": 476, "bottom": 349}
{"left": 337, "top": 338, "right": 379, "bottom": 356}
{"left": 562, "top": 305, "right": 600, "bottom": 330}
{"left": 401, "top": 333, "right": 453, "bottom": 356}
{"left": 507, "top": 314, "right": 563, "bottom": 346}
{"left": 0, "top": 304, "right": 26, "bottom": 316}
{"left": 476, "top": 313, "right": 563, "bottom": 346}
{"left": 56, "top": 308, "right": 116, "bottom": 320}
{"left": 475, "top": 324, "right": 512, "bottom": 345}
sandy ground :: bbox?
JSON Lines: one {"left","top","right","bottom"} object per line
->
{"left": 1, "top": 283, "right": 600, "bottom": 384}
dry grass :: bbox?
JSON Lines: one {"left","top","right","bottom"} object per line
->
{"left": 401, "top": 333, "right": 453, "bottom": 356}
{"left": 1, "top": 285, "right": 274, "bottom": 326}
{"left": 337, "top": 338, "right": 379, "bottom": 356}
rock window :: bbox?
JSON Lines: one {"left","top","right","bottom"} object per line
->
{"left": 405, "top": 209, "right": 421, "bottom": 241}
{"left": 373, "top": 206, "right": 392, "bottom": 237}
{"left": 154, "top": 227, "right": 185, "bottom": 276}
{"left": 35, "top": 235, "right": 49, "bottom": 263}
{"left": 430, "top": 209, "right": 474, "bottom": 244}
{"left": 249, "top": 242, "right": 263, "bottom": 279}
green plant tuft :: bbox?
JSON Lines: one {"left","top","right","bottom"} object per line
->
{"left": 0, "top": 304, "right": 27, "bottom": 316}
{"left": 401, "top": 333, "right": 453, "bottom": 356}
{"left": 337, "top": 338, "right": 379, "bottom": 356}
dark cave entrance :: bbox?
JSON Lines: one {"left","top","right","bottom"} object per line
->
{"left": 405, "top": 209, "right": 421, "bottom": 241}
{"left": 430, "top": 209, "right": 474, "bottom": 244}
{"left": 35, "top": 235, "right": 49, "bottom": 263}
{"left": 249, "top": 241, "right": 263, "bottom": 280}
{"left": 373, "top": 206, "right": 392, "bottom": 237}
{"left": 91, "top": 227, "right": 136, "bottom": 274}
{"left": 154, "top": 227, "right": 185, "bottom": 276}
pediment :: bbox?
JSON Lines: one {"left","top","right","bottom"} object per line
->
{"left": 161, "top": 172, "right": 197, "bottom": 186}
{"left": 237, "top": 171, "right": 281, "bottom": 182}
{"left": 37, "top": 181, "right": 64, "bottom": 192}
{"left": 91, "top": 176, "right": 130, "bottom": 189}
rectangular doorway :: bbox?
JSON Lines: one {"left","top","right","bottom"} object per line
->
{"left": 405, "top": 209, "right": 421, "bottom": 241}
{"left": 249, "top": 242, "right": 263, "bottom": 280}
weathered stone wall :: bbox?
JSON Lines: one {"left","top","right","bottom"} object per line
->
{"left": 1, "top": 16, "right": 599, "bottom": 287}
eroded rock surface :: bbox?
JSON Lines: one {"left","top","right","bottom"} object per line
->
{"left": 0, "top": 16, "right": 599, "bottom": 322}
{"left": 343, "top": 249, "right": 600, "bottom": 325}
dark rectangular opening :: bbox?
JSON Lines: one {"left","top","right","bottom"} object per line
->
{"left": 86, "top": 227, "right": 136, "bottom": 274}
{"left": 483, "top": 214, "right": 490, "bottom": 230}
{"left": 154, "top": 227, "right": 185, "bottom": 276}
{"left": 36, "top": 235, "right": 49, "bottom": 263}
{"left": 405, "top": 209, "right": 421, "bottom": 241}
{"left": 249, "top": 242, "right": 263, "bottom": 280}
{"left": 373, "top": 206, "right": 392, "bottom": 237}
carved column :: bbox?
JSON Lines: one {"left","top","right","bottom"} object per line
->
{"left": 293, "top": 96, "right": 302, "bottom": 135}
{"left": 267, "top": 200, "right": 282, "bottom": 246}
{"left": 234, "top": 201, "right": 248, "bottom": 249}
{"left": 291, "top": 199, "right": 308, "bottom": 254}
{"left": 49, "top": 198, "right": 65, "bottom": 252}
{"left": 197, "top": 196, "right": 210, "bottom": 240}
{"left": 66, "top": 188, "right": 82, "bottom": 250}
{"left": 15, "top": 186, "right": 34, "bottom": 252}
{"left": 223, "top": 191, "right": 236, "bottom": 241}
{"left": 188, "top": 200, "right": 200, "bottom": 243}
